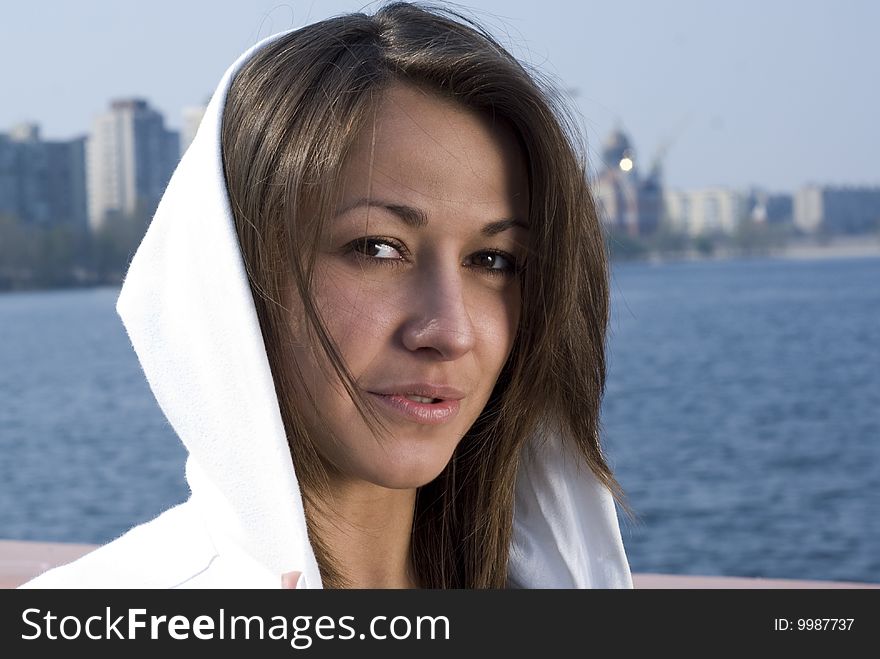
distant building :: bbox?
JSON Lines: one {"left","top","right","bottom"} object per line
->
{"left": 664, "top": 188, "right": 751, "bottom": 236}
{"left": 181, "top": 103, "right": 208, "bottom": 155}
{"left": 663, "top": 188, "right": 793, "bottom": 236}
{"left": 0, "top": 123, "right": 87, "bottom": 229}
{"left": 794, "top": 185, "right": 880, "bottom": 234}
{"left": 87, "top": 99, "right": 179, "bottom": 231}
{"left": 749, "top": 189, "right": 793, "bottom": 226}
{"left": 593, "top": 129, "right": 662, "bottom": 237}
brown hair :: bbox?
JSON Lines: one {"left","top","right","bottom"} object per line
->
{"left": 222, "top": 1, "right": 626, "bottom": 588}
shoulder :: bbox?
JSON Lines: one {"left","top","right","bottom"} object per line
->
{"left": 19, "top": 501, "right": 217, "bottom": 589}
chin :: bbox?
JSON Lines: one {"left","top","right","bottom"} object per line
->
{"left": 366, "top": 470, "right": 445, "bottom": 491}
{"left": 352, "top": 444, "right": 455, "bottom": 490}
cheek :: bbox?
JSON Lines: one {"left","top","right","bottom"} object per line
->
{"left": 469, "top": 282, "right": 521, "bottom": 372}
{"left": 312, "top": 268, "right": 406, "bottom": 362}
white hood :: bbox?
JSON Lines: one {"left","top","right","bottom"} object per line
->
{"left": 114, "top": 31, "right": 322, "bottom": 589}
{"left": 29, "top": 30, "right": 632, "bottom": 589}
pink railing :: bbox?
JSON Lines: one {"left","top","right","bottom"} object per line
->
{"left": 2, "top": 539, "right": 876, "bottom": 589}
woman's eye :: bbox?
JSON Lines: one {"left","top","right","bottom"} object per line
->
{"left": 469, "top": 251, "right": 518, "bottom": 276}
{"left": 350, "top": 238, "right": 404, "bottom": 260}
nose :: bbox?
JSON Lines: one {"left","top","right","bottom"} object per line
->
{"left": 400, "top": 268, "right": 476, "bottom": 360}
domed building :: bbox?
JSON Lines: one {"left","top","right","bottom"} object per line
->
{"left": 593, "top": 129, "right": 663, "bottom": 237}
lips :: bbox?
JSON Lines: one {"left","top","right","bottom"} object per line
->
{"left": 366, "top": 383, "right": 465, "bottom": 425}
{"left": 368, "top": 383, "right": 465, "bottom": 402}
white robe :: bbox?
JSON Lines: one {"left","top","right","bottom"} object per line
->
{"left": 20, "top": 30, "right": 632, "bottom": 590}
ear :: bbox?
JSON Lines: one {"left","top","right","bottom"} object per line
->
{"left": 281, "top": 570, "right": 302, "bottom": 589}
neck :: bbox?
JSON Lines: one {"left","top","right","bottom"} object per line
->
{"left": 309, "top": 479, "right": 418, "bottom": 589}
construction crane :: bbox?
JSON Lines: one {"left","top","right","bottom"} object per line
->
{"left": 647, "top": 114, "right": 691, "bottom": 182}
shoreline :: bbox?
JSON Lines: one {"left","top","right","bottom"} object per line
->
{"left": 617, "top": 236, "right": 880, "bottom": 267}
{"left": 2, "top": 238, "right": 879, "bottom": 295}
{"left": 769, "top": 239, "right": 880, "bottom": 261}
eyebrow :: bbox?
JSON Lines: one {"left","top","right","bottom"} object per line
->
{"left": 337, "top": 199, "right": 529, "bottom": 236}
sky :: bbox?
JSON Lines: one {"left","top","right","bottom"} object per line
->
{"left": 2, "top": 0, "right": 878, "bottom": 192}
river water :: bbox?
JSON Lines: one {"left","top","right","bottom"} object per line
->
{"left": 1, "top": 255, "right": 878, "bottom": 583}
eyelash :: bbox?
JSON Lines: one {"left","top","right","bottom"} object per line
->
{"left": 345, "top": 237, "right": 522, "bottom": 278}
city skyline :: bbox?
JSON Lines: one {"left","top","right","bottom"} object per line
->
{"left": 8, "top": 94, "right": 880, "bottom": 240}
{"left": 2, "top": 0, "right": 879, "bottom": 193}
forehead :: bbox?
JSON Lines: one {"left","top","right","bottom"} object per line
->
{"left": 338, "top": 82, "right": 529, "bottom": 219}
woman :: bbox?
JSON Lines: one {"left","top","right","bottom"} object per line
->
{"left": 22, "top": 2, "right": 631, "bottom": 589}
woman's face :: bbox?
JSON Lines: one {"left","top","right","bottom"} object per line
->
{"left": 291, "top": 82, "right": 529, "bottom": 490}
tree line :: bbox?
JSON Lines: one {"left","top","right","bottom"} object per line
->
{"left": 605, "top": 220, "right": 794, "bottom": 262}
{"left": 0, "top": 209, "right": 826, "bottom": 292}
{"left": 0, "top": 208, "right": 150, "bottom": 291}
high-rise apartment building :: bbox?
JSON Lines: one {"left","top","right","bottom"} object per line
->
{"left": 794, "top": 185, "right": 880, "bottom": 234}
{"left": 0, "top": 123, "right": 87, "bottom": 229}
{"left": 663, "top": 188, "right": 793, "bottom": 236}
{"left": 87, "top": 99, "right": 179, "bottom": 231}
{"left": 664, "top": 188, "right": 751, "bottom": 236}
